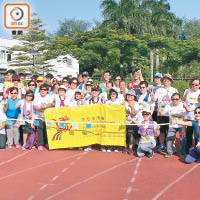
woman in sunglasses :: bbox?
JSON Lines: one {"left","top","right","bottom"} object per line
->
{"left": 173, "top": 106, "right": 200, "bottom": 163}
{"left": 159, "top": 93, "right": 186, "bottom": 158}
{"left": 33, "top": 84, "right": 53, "bottom": 150}
{"left": 27, "top": 81, "right": 37, "bottom": 94}
{"left": 4, "top": 87, "right": 21, "bottom": 148}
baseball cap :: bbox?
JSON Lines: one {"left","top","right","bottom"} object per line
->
{"left": 75, "top": 89, "right": 82, "bottom": 94}
{"left": 154, "top": 73, "right": 162, "bottom": 79}
{"left": 12, "top": 75, "right": 20, "bottom": 81}
{"left": 37, "top": 76, "right": 44, "bottom": 82}
{"left": 82, "top": 71, "right": 89, "bottom": 77}
{"left": 92, "top": 85, "right": 100, "bottom": 92}
{"left": 142, "top": 108, "right": 151, "bottom": 114}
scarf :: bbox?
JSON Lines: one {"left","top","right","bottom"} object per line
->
{"left": 59, "top": 96, "right": 66, "bottom": 107}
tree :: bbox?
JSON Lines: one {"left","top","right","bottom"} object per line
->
{"left": 56, "top": 18, "right": 92, "bottom": 37}
{"left": 101, "top": 0, "right": 182, "bottom": 38}
{"left": 10, "top": 13, "right": 50, "bottom": 74}
{"left": 182, "top": 18, "right": 200, "bottom": 40}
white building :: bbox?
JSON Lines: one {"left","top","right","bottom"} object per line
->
{"left": 0, "top": 37, "right": 79, "bottom": 77}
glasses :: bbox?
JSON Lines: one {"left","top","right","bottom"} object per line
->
{"left": 11, "top": 92, "right": 18, "bottom": 94}
{"left": 13, "top": 80, "right": 20, "bottom": 82}
{"left": 62, "top": 80, "right": 68, "bottom": 83}
{"left": 26, "top": 95, "right": 33, "bottom": 97}
{"left": 172, "top": 98, "right": 179, "bottom": 101}
{"left": 40, "top": 88, "right": 47, "bottom": 91}
{"left": 115, "top": 78, "right": 121, "bottom": 81}
{"left": 192, "top": 84, "right": 199, "bottom": 86}
{"left": 72, "top": 82, "right": 78, "bottom": 84}
{"left": 29, "top": 84, "right": 36, "bottom": 86}
{"left": 140, "top": 87, "right": 146, "bottom": 89}
{"left": 194, "top": 111, "right": 200, "bottom": 114}
{"left": 142, "top": 112, "right": 150, "bottom": 116}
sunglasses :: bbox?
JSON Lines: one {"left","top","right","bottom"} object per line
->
{"left": 11, "top": 92, "right": 18, "bottom": 94}
{"left": 172, "top": 98, "right": 179, "bottom": 101}
{"left": 29, "top": 84, "right": 36, "bottom": 86}
{"left": 140, "top": 87, "right": 146, "bottom": 89}
{"left": 72, "top": 82, "right": 78, "bottom": 84}
{"left": 13, "top": 80, "right": 20, "bottom": 82}
{"left": 194, "top": 111, "right": 200, "bottom": 114}
{"left": 40, "top": 88, "right": 47, "bottom": 91}
{"left": 115, "top": 79, "right": 121, "bottom": 81}
{"left": 62, "top": 80, "right": 68, "bottom": 83}
{"left": 192, "top": 84, "right": 199, "bottom": 86}
{"left": 142, "top": 112, "right": 151, "bottom": 116}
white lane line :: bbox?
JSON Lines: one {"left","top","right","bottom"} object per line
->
{"left": 70, "top": 162, "right": 75, "bottom": 166}
{"left": 44, "top": 158, "right": 139, "bottom": 200}
{"left": 51, "top": 176, "right": 59, "bottom": 182}
{"left": 152, "top": 163, "right": 200, "bottom": 200}
{"left": 27, "top": 195, "right": 34, "bottom": 200}
{"left": 62, "top": 168, "right": 68, "bottom": 173}
{"left": 0, "top": 152, "right": 86, "bottom": 181}
{"left": 40, "top": 184, "right": 48, "bottom": 191}
{"left": 124, "top": 158, "right": 142, "bottom": 200}
{"left": 0, "top": 151, "right": 31, "bottom": 167}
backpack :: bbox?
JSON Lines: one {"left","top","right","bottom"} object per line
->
{"left": 24, "top": 129, "right": 36, "bottom": 149}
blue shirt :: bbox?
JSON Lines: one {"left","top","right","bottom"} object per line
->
{"left": 192, "top": 120, "right": 200, "bottom": 143}
{"left": 6, "top": 98, "right": 21, "bottom": 119}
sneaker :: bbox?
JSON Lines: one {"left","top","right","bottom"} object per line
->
{"left": 147, "top": 151, "right": 154, "bottom": 158}
{"left": 22, "top": 144, "right": 26, "bottom": 151}
{"left": 172, "top": 144, "right": 177, "bottom": 154}
{"left": 107, "top": 148, "right": 111, "bottom": 152}
{"left": 8, "top": 145, "right": 12, "bottom": 149}
{"left": 114, "top": 149, "right": 119, "bottom": 152}
{"left": 157, "top": 144, "right": 165, "bottom": 153}
{"left": 101, "top": 147, "right": 106, "bottom": 152}
{"left": 38, "top": 146, "right": 43, "bottom": 151}
{"left": 165, "top": 153, "right": 172, "bottom": 158}
{"left": 127, "top": 149, "right": 134, "bottom": 155}
{"left": 84, "top": 146, "right": 92, "bottom": 151}
{"left": 16, "top": 144, "right": 21, "bottom": 149}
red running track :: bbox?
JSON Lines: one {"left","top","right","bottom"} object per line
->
{"left": 0, "top": 147, "right": 199, "bottom": 200}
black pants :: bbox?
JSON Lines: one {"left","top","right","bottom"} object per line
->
{"left": 186, "top": 125, "right": 196, "bottom": 153}
{"left": 0, "top": 134, "right": 6, "bottom": 149}
{"left": 36, "top": 120, "right": 47, "bottom": 146}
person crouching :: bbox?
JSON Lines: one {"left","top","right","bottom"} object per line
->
{"left": 137, "top": 109, "right": 160, "bottom": 158}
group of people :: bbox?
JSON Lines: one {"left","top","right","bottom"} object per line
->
{"left": 0, "top": 69, "right": 200, "bottom": 164}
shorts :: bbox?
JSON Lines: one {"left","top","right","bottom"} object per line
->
{"left": 21, "top": 122, "right": 32, "bottom": 135}
{"left": 157, "top": 116, "right": 169, "bottom": 136}
{"left": 126, "top": 125, "right": 140, "bottom": 145}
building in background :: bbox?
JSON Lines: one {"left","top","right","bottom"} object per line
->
{"left": 0, "top": 37, "right": 79, "bottom": 77}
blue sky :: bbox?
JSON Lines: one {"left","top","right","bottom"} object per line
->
{"left": 0, "top": 0, "right": 200, "bottom": 38}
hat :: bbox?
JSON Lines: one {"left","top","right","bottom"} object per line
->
{"left": 45, "top": 73, "right": 54, "bottom": 79}
{"left": 86, "top": 80, "right": 93, "bottom": 86}
{"left": 58, "top": 85, "right": 67, "bottom": 91}
{"left": 37, "top": 76, "right": 44, "bottom": 82}
{"left": 75, "top": 89, "right": 82, "bottom": 94}
{"left": 126, "top": 90, "right": 136, "bottom": 97}
{"left": 82, "top": 71, "right": 89, "bottom": 77}
{"left": 31, "top": 74, "right": 39, "bottom": 80}
{"left": 142, "top": 108, "right": 151, "bottom": 114}
{"left": 92, "top": 85, "right": 100, "bottom": 92}
{"left": 12, "top": 75, "right": 20, "bottom": 81}
{"left": 110, "top": 87, "right": 119, "bottom": 94}
{"left": 154, "top": 73, "right": 162, "bottom": 79}
{"left": 162, "top": 74, "right": 173, "bottom": 82}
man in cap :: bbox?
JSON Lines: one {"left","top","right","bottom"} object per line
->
{"left": 151, "top": 74, "right": 178, "bottom": 153}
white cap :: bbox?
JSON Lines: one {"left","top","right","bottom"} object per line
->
{"left": 58, "top": 85, "right": 67, "bottom": 91}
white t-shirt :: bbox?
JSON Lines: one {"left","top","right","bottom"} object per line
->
{"left": 125, "top": 102, "right": 140, "bottom": 124}
{"left": 184, "top": 89, "right": 200, "bottom": 120}
{"left": 33, "top": 94, "right": 53, "bottom": 120}
{"left": 54, "top": 95, "right": 70, "bottom": 107}
{"left": 0, "top": 110, "right": 7, "bottom": 135}
{"left": 65, "top": 88, "right": 76, "bottom": 102}
{"left": 154, "top": 86, "right": 178, "bottom": 116}
{"left": 106, "top": 99, "right": 121, "bottom": 104}
{"left": 137, "top": 93, "right": 155, "bottom": 112}
{"left": 69, "top": 100, "right": 84, "bottom": 106}
{"left": 164, "top": 102, "right": 186, "bottom": 128}
{"left": 139, "top": 121, "right": 158, "bottom": 145}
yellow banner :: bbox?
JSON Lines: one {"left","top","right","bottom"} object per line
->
{"left": 44, "top": 104, "right": 126, "bottom": 150}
